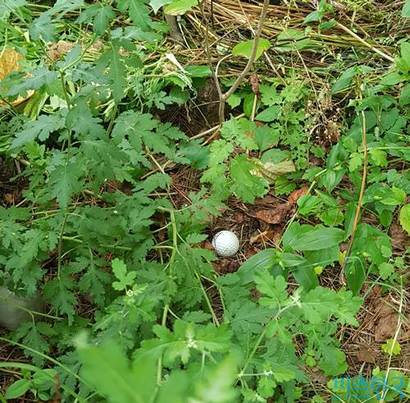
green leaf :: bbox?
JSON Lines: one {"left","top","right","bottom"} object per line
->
{"left": 381, "top": 339, "right": 401, "bottom": 356}
{"left": 255, "top": 272, "right": 288, "bottom": 309}
{"left": 117, "top": 0, "right": 152, "bottom": 30}
{"left": 403, "top": 0, "right": 410, "bottom": 17}
{"left": 94, "top": 5, "right": 116, "bottom": 35}
{"left": 227, "top": 93, "right": 242, "bottom": 108}
{"left": 400, "top": 83, "right": 410, "bottom": 106}
{"left": 283, "top": 224, "right": 345, "bottom": 252}
{"left": 379, "top": 262, "right": 394, "bottom": 280}
{"left": 164, "top": 0, "right": 198, "bottom": 15}
{"left": 319, "top": 347, "right": 347, "bottom": 376}
{"left": 232, "top": 38, "right": 271, "bottom": 61}
{"left": 344, "top": 258, "right": 366, "bottom": 295}
{"left": 6, "top": 379, "right": 32, "bottom": 399}
{"left": 237, "top": 249, "right": 282, "bottom": 284}
{"left": 399, "top": 204, "right": 410, "bottom": 234}
{"left": 184, "top": 65, "right": 211, "bottom": 77}
{"left": 255, "top": 105, "right": 281, "bottom": 122}
{"left": 109, "top": 43, "right": 127, "bottom": 104}
{"left": 112, "top": 258, "right": 136, "bottom": 291}
{"left": 11, "top": 114, "right": 65, "bottom": 148}
{"left": 230, "top": 155, "right": 268, "bottom": 203}
{"left": 149, "top": 0, "right": 172, "bottom": 13}
{"left": 78, "top": 341, "right": 157, "bottom": 403}
{"left": 332, "top": 66, "right": 363, "bottom": 94}
{"left": 48, "top": 160, "right": 83, "bottom": 208}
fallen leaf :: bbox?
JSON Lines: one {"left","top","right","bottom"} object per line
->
{"left": 288, "top": 186, "right": 309, "bottom": 205}
{"left": 0, "top": 48, "right": 23, "bottom": 80}
{"left": 390, "top": 223, "right": 409, "bottom": 251}
{"left": 254, "top": 203, "right": 291, "bottom": 224}
{"left": 374, "top": 302, "right": 398, "bottom": 342}
{"left": 356, "top": 345, "right": 377, "bottom": 363}
{"left": 249, "top": 230, "right": 280, "bottom": 245}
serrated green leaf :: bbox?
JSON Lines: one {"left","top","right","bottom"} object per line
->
{"left": 230, "top": 155, "right": 268, "bottom": 203}
{"left": 112, "top": 258, "right": 136, "bottom": 291}
{"left": 11, "top": 114, "right": 65, "bottom": 148}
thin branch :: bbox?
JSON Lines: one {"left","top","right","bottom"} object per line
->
{"left": 201, "top": 0, "right": 223, "bottom": 100}
{"left": 336, "top": 22, "right": 395, "bottom": 63}
{"left": 218, "top": 0, "right": 270, "bottom": 122}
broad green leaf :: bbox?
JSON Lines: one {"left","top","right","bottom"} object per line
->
{"left": 184, "top": 65, "right": 211, "bottom": 77}
{"left": 284, "top": 224, "right": 345, "bottom": 251}
{"left": 399, "top": 204, "right": 410, "bottom": 234}
{"left": 292, "top": 264, "right": 318, "bottom": 291}
{"left": 227, "top": 93, "right": 241, "bottom": 108}
{"left": 164, "top": 0, "right": 198, "bottom": 15}
{"left": 6, "top": 379, "right": 31, "bottom": 399}
{"left": 379, "top": 262, "right": 394, "bottom": 280}
{"left": 232, "top": 38, "right": 271, "bottom": 61}
{"left": 276, "top": 29, "right": 318, "bottom": 52}
{"left": 255, "top": 105, "right": 281, "bottom": 122}
{"left": 237, "top": 249, "right": 280, "bottom": 284}
{"left": 344, "top": 258, "right": 366, "bottom": 295}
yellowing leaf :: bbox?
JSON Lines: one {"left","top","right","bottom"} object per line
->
{"left": 232, "top": 38, "right": 271, "bottom": 61}
{"left": 0, "top": 48, "right": 33, "bottom": 106}
{"left": 0, "top": 48, "right": 23, "bottom": 80}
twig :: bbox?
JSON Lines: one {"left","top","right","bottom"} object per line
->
{"left": 218, "top": 0, "right": 270, "bottom": 122}
{"left": 342, "top": 109, "right": 368, "bottom": 271}
{"left": 336, "top": 22, "right": 395, "bottom": 63}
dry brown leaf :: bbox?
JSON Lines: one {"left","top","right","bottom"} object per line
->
{"left": 288, "top": 186, "right": 309, "bottom": 205}
{"left": 0, "top": 48, "right": 23, "bottom": 80}
{"left": 254, "top": 204, "right": 291, "bottom": 224}
{"left": 374, "top": 302, "right": 398, "bottom": 342}
{"left": 390, "top": 223, "right": 409, "bottom": 251}
{"left": 249, "top": 230, "right": 280, "bottom": 245}
{"left": 47, "top": 40, "right": 75, "bottom": 61}
{"left": 356, "top": 345, "right": 377, "bottom": 363}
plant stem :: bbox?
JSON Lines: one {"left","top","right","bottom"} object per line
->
{"left": 342, "top": 109, "right": 368, "bottom": 272}
{"left": 336, "top": 22, "right": 394, "bottom": 63}
{"left": 216, "top": 0, "right": 270, "bottom": 123}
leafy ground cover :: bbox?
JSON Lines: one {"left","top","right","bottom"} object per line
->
{"left": 0, "top": 0, "right": 409, "bottom": 401}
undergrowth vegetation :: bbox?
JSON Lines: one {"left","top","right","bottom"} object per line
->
{"left": 0, "top": 0, "right": 409, "bottom": 402}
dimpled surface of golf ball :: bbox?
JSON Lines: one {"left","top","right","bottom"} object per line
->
{"left": 212, "top": 230, "right": 240, "bottom": 257}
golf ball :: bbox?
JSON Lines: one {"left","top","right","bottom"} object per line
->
{"left": 212, "top": 230, "right": 240, "bottom": 257}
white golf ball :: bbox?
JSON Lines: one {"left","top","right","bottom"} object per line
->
{"left": 212, "top": 230, "right": 240, "bottom": 257}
